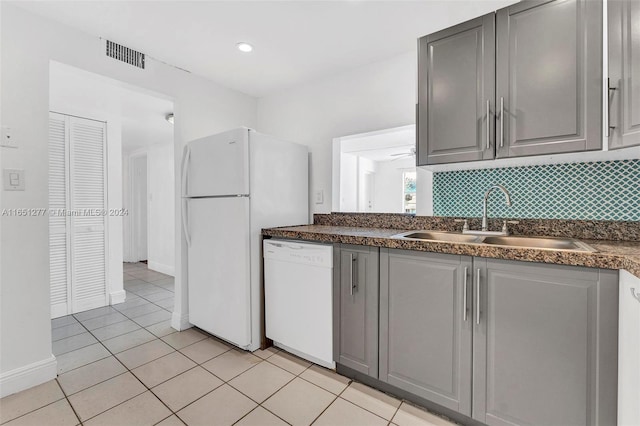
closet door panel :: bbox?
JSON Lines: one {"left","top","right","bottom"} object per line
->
{"left": 49, "top": 113, "right": 71, "bottom": 318}
{"left": 69, "top": 117, "right": 108, "bottom": 312}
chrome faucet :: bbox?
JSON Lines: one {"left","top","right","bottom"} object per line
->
{"left": 462, "top": 184, "right": 513, "bottom": 236}
{"left": 482, "top": 184, "right": 512, "bottom": 231}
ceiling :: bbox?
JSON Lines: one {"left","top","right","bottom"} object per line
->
{"left": 341, "top": 125, "right": 415, "bottom": 161}
{"left": 13, "top": 0, "right": 518, "bottom": 97}
{"left": 50, "top": 62, "right": 174, "bottom": 153}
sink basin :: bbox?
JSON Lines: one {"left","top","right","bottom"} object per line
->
{"left": 483, "top": 236, "right": 596, "bottom": 252}
{"left": 395, "top": 231, "right": 483, "bottom": 243}
{"left": 394, "top": 231, "right": 596, "bottom": 252}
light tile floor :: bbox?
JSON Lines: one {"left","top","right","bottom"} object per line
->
{"left": 0, "top": 262, "right": 457, "bottom": 426}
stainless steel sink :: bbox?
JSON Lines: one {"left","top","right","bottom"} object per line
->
{"left": 483, "top": 236, "right": 596, "bottom": 252}
{"left": 394, "top": 231, "right": 596, "bottom": 252}
{"left": 395, "top": 231, "right": 483, "bottom": 243}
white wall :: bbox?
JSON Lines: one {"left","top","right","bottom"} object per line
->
{"left": 339, "top": 154, "right": 358, "bottom": 212}
{"left": 374, "top": 157, "right": 414, "bottom": 213}
{"left": 257, "top": 52, "right": 416, "bottom": 216}
{"left": 0, "top": 4, "right": 256, "bottom": 397}
{"left": 123, "top": 143, "right": 175, "bottom": 276}
{"left": 357, "top": 157, "right": 376, "bottom": 211}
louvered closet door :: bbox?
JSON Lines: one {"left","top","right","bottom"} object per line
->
{"left": 49, "top": 113, "right": 71, "bottom": 318}
{"left": 69, "top": 117, "right": 108, "bottom": 313}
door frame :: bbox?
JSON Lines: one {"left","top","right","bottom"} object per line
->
{"left": 128, "top": 152, "right": 149, "bottom": 263}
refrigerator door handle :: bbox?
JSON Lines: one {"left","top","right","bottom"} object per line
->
{"left": 181, "top": 145, "right": 191, "bottom": 197}
{"left": 182, "top": 198, "right": 191, "bottom": 247}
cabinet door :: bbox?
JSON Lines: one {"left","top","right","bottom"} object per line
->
{"left": 608, "top": 0, "right": 640, "bottom": 149}
{"left": 495, "top": 0, "right": 602, "bottom": 158}
{"left": 335, "top": 245, "right": 379, "bottom": 377}
{"left": 417, "top": 14, "right": 495, "bottom": 165}
{"left": 380, "top": 249, "right": 473, "bottom": 415}
{"left": 472, "top": 259, "right": 618, "bottom": 426}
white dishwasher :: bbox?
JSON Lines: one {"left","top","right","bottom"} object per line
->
{"left": 263, "top": 239, "right": 334, "bottom": 368}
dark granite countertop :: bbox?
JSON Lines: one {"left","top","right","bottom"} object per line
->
{"left": 262, "top": 225, "right": 640, "bottom": 279}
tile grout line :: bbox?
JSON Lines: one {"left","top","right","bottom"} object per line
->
{"left": 57, "top": 320, "right": 177, "bottom": 376}
{"left": 52, "top": 264, "right": 412, "bottom": 426}
{"left": 167, "top": 347, "right": 303, "bottom": 423}
{"left": 70, "top": 306, "right": 180, "bottom": 423}
{"left": 307, "top": 370, "right": 352, "bottom": 425}
{"left": 53, "top": 378, "right": 84, "bottom": 425}
{"left": 0, "top": 383, "right": 80, "bottom": 426}
{"left": 249, "top": 359, "right": 333, "bottom": 426}
{"left": 231, "top": 405, "right": 293, "bottom": 426}
{"left": 173, "top": 350, "right": 300, "bottom": 426}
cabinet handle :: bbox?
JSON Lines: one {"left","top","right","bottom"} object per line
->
{"left": 486, "top": 100, "right": 490, "bottom": 150}
{"left": 350, "top": 254, "right": 357, "bottom": 295}
{"left": 631, "top": 288, "right": 640, "bottom": 304}
{"left": 499, "top": 97, "right": 504, "bottom": 148}
{"left": 463, "top": 266, "right": 468, "bottom": 322}
{"left": 606, "top": 78, "right": 617, "bottom": 137}
{"left": 476, "top": 268, "right": 481, "bottom": 325}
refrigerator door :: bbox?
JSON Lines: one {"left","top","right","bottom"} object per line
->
{"left": 187, "top": 196, "right": 251, "bottom": 348}
{"left": 185, "top": 128, "right": 249, "bottom": 197}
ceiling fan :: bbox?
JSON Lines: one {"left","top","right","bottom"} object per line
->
{"left": 390, "top": 147, "right": 416, "bottom": 160}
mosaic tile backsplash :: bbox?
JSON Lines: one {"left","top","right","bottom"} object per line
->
{"left": 432, "top": 160, "right": 640, "bottom": 221}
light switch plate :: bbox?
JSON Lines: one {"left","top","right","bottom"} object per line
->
{"left": 315, "top": 189, "right": 324, "bottom": 204}
{"left": 1, "top": 127, "right": 17, "bottom": 148}
{"left": 3, "top": 169, "right": 25, "bottom": 191}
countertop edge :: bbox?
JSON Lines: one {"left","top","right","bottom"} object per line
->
{"left": 262, "top": 226, "right": 640, "bottom": 280}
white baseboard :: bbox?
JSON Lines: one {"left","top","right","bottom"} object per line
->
{"left": 110, "top": 290, "right": 126, "bottom": 305}
{"left": 148, "top": 261, "right": 175, "bottom": 277}
{"left": 171, "top": 311, "right": 192, "bottom": 331}
{"left": 0, "top": 355, "right": 57, "bottom": 398}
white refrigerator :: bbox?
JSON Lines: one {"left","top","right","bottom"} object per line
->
{"left": 182, "top": 128, "right": 308, "bottom": 351}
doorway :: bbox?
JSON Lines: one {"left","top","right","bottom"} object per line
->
{"left": 333, "top": 125, "right": 418, "bottom": 213}
{"left": 360, "top": 171, "right": 375, "bottom": 212}
{"left": 130, "top": 154, "right": 148, "bottom": 263}
{"left": 48, "top": 61, "right": 175, "bottom": 319}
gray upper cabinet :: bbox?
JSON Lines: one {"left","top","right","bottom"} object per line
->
{"left": 379, "top": 249, "right": 473, "bottom": 415}
{"left": 418, "top": 0, "right": 604, "bottom": 164}
{"left": 495, "top": 0, "right": 603, "bottom": 158}
{"left": 472, "top": 259, "right": 618, "bottom": 426}
{"left": 417, "top": 14, "right": 495, "bottom": 165}
{"left": 608, "top": 0, "right": 640, "bottom": 149}
{"left": 334, "top": 245, "right": 379, "bottom": 377}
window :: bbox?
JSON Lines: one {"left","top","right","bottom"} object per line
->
{"left": 403, "top": 171, "right": 417, "bottom": 214}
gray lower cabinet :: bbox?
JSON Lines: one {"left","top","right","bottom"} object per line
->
{"left": 417, "top": 14, "right": 495, "bottom": 165}
{"left": 336, "top": 247, "right": 618, "bottom": 425}
{"left": 495, "top": 0, "right": 603, "bottom": 158}
{"left": 334, "top": 244, "right": 379, "bottom": 377}
{"left": 608, "top": 0, "right": 640, "bottom": 149}
{"left": 472, "top": 259, "right": 618, "bottom": 426}
{"left": 379, "top": 249, "right": 473, "bottom": 415}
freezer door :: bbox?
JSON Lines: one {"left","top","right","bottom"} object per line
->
{"left": 185, "top": 128, "right": 249, "bottom": 197}
{"left": 187, "top": 197, "right": 251, "bottom": 348}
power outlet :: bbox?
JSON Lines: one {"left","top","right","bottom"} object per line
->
{"left": 1, "top": 127, "right": 17, "bottom": 149}
{"left": 315, "top": 189, "right": 324, "bottom": 204}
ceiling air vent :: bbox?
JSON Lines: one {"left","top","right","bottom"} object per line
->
{"left": 105, "top": 40, "right": 145, "bottom": 69}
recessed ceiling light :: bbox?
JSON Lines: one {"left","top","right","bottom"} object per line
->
{"left": 165, "top": 113, "right": 174, "bottom": 124}
{"left": 236, "top": 42, "right": 253, "bottom": 53}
